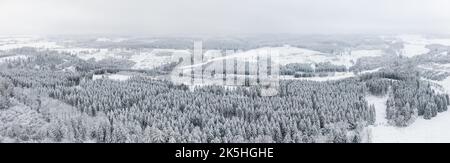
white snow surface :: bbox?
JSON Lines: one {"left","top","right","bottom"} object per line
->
{"left": 184, "top": 46, "right": 383, "bottom": 71}
{"left": 370, "top": 110, "right": 450, "bottom": 143}
{"left": 229, "top": 46, "right": 382, "bottom": 67}
{"left": 401, "top": 44, "right": 430, "bottom": 58}
{"left": 397, "top": 35, "right": 450, "bottom": 58}
{"left": 75, "top": 49, "right": 127, "bottom": 61}
{"left": 130, "top": 49, "right": 190, "bottom": 69}
{"left": 281, "top": 72, "right": 356, "bottom": 82}
{"left": 0, "top": 37, "right": 61, "bottom": 50}
{"left": 366, "top": 95, "right": 389, "bottom": 126}
{"left": 93, "top": 74, "right": 131, "bottom": 81}
{"left": 95, "top": 37, "right": 127, "bottom": 43}
{"left": 360, "top": 67, "right": 382, "bottom": 74}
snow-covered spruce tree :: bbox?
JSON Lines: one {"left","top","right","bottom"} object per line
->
{"left": 0, "top": 77, "right": 13, "bottom": 110}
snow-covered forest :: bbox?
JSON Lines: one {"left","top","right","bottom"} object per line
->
{"left": 1, "top": 35, "right": 450, "bottom": 143}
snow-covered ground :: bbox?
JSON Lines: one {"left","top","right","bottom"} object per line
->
{"left": 130, "top": 49, "right": 189, "bottom": 69}
{"left": 397, "top": 35, "right": 450, "bottom": 58}
{"left": 212, "top": 46, "right": 382, "bottom": 67}
{"left": 370, "top": 110, "right": 450, "bottom": 143}
{"left": 0, "top": 37, "right": 61, "bottom": 51}
{"left": 95, "top": 37, "right": 127, "bottom": 43}
{"left": 359, "top": 67, "right": 383, "bottom": 75}
{"left": 75, "top": 49, "right": 128, "bottom": 61}
{"left": 401, "top": 44, "right": 430, "bottom": 58}
{"left": 439, "top": 77, "right": 450, "bottom": 93}
{"left": 54, "top": 48, "right": 99, "bottom": 55}
{"left": 324, "top": 50, "right": 384, "bottom": 69}
{"left": 93, "top": 74, "right": 131, "bottom": 81}
{"left": 366, "top": 95, "right": 389, "bottom": 126}
{"left": 182, "top": 46, "right": 383, "bottom": 74}
{"left": 281, "top": 72, "right": 356, "bottom": 82}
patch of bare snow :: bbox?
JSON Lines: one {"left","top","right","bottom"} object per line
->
{"left": 328, "top": 50, "right": 383, "bottom": 69}
{"left": 93, "top": 74, "right": 131, "bottom": 81}
{"left": 438, "top": 77, "right": 450, "bottom": 94}
{"left": 131, "top": 49, "right": 190, "bottom": 69}
{"left": 63, "top": 66, "right": 76, "bottom": 72}
{"left": 359, "top": 67, "right": 382, "bottom": 74}
{"left": 76, "top": 49, "right": 125, "bottom": 61}
{"left": 397, "top": 35, "right": 450, "bottom": 58}
{"left": 0, "top": 41, "right": 61, "bottom": 51}
{"left": 370, "top": 110, "right": 450, "bottom": 143}
{"left": 96, "top": 37, "right": 127, "bottom": 43}
{"left": 366, "top": 95, "right": 388, "bottom": 126}
{"left": 281, "top": 72, "right": 356, "bottom": 82}
{"left": 401, "top": 44, "right": 430, "bottom": 58}
{"left": 55, "top": 48, "right": 99, "bottom": 55}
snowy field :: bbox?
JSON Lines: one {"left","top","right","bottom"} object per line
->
{"left": 180, "top": 46, "right": 384, "bottom": 77}
{"left": 366, "top": 95, "right": 389, "bottom": 126}
{"left": 370, "top": 110, "right": 450, "bottom": 143}
{"left": 130, "top": 49, "right": 190, "bottom": 69}
{"left": 397, "top": 35, "right": 450, "bottom": 58}
{"left": 0, "top": 37, "right": 61, "bottom": 51}
{"left": 77, "top": 49, "right": 121, "bottom": 61}
{"left": 206, "top": 46, "right": 382, "bottom": 67}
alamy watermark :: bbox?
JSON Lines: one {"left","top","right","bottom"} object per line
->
{"left": 170, "top": 41, "right": 280, "bottom": 96}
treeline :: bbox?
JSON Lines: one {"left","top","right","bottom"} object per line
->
{"left": 0, "top": 68, "right": 82, "bottom": 88}
{"left": 281, "top": 62, "right": 347, "bottom": 77}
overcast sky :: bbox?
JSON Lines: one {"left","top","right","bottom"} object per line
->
{"left": 0, "top": 0, "right": 449, "bottom": 36}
